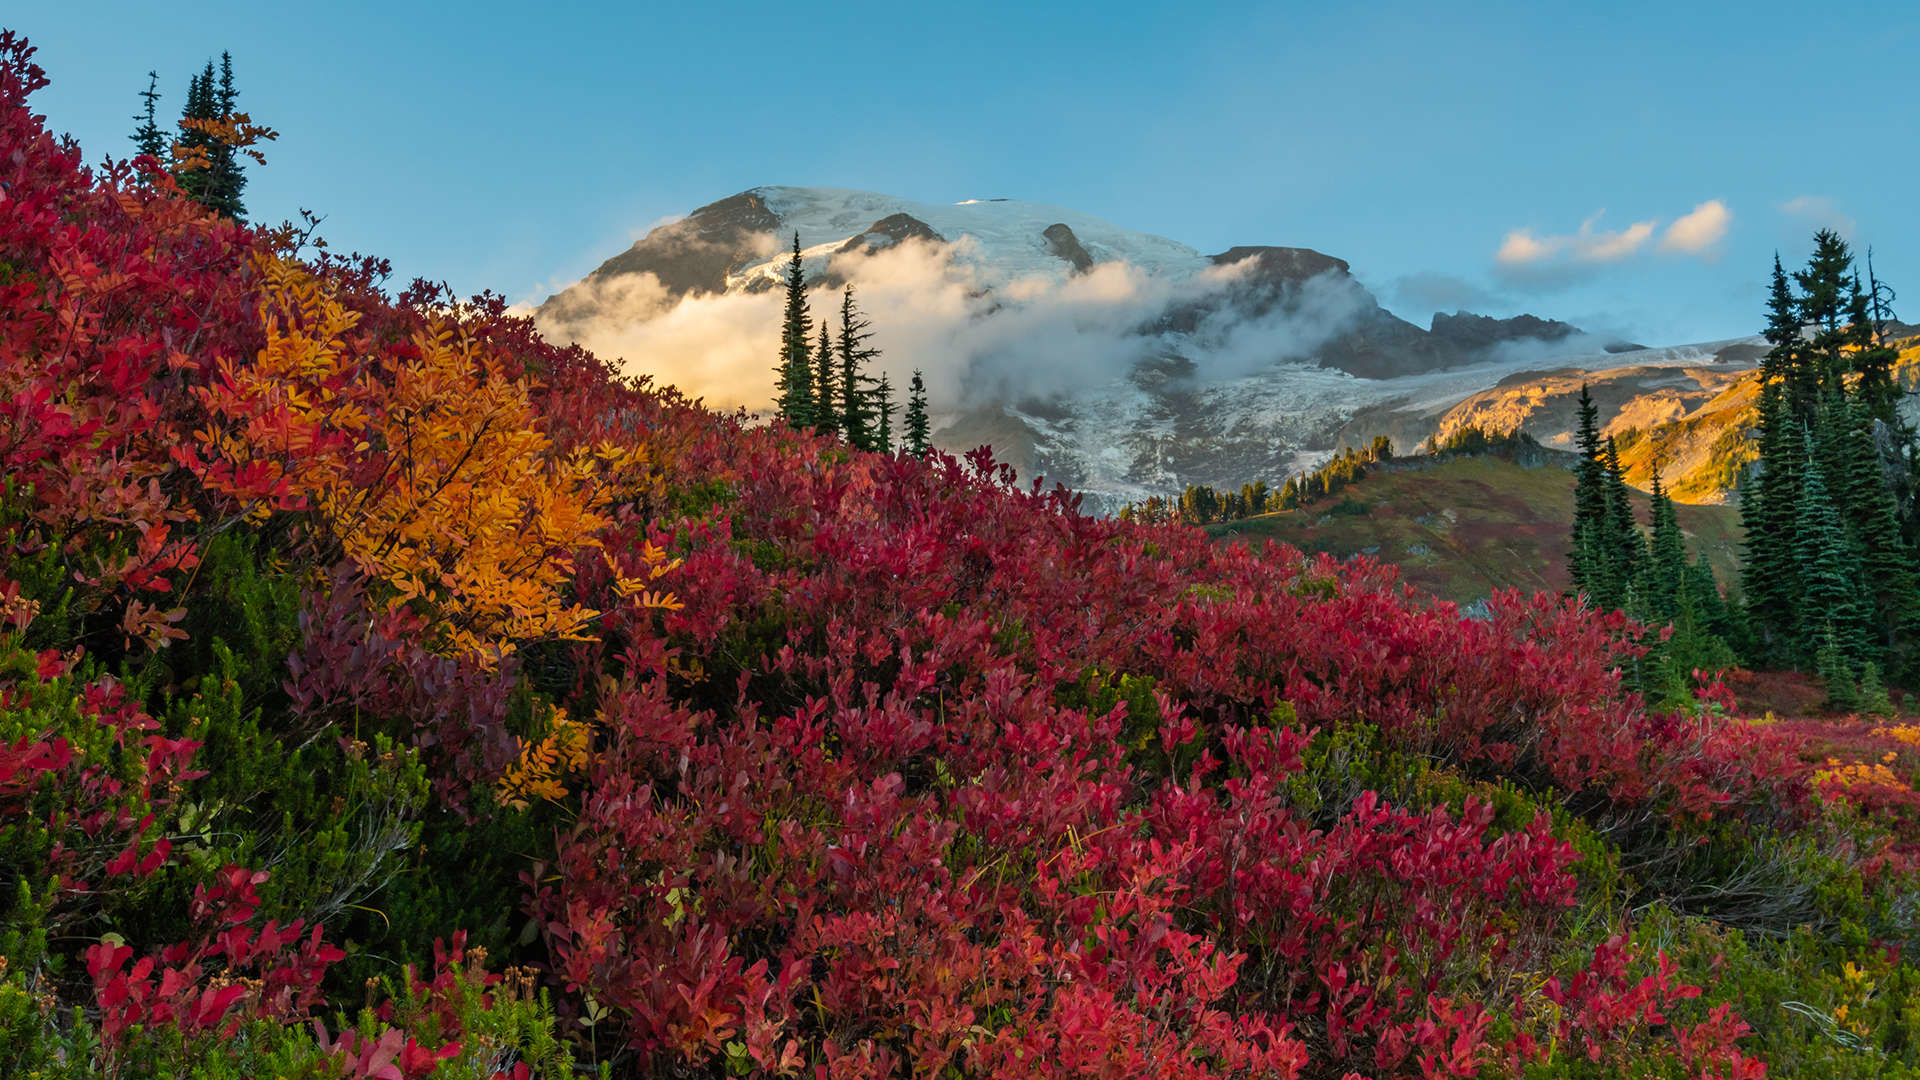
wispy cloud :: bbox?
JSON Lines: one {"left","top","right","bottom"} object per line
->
{"left": 1658, "top": 200, "right": 1731, "bottom": 255}
{"left": 1779, "top": 195, "right": 1855, "bottom": 239}
{"left": 1495, "top": 201, "right": 1731, "bottom": 287}
{"left": 1496, "top": 211, "right": 1657, "bottom": 268}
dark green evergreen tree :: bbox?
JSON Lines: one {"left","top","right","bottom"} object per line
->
{"left": 1645, "top": 473, "right": 1688, "bottom": 621}
{"left": 1793, "top": 437, "right": 1868, "bottom": 664}
{"left": 173, "top": 62, "right": 218, "bottom": 208}
{"left": 1569, "top": 382, "right": 1609, "bottom": 598}
{"left": 1793, "top": 231, "right": 1867, "bottom": 429}
{"left": 1596, "top": 435, "right": 1645, "bottom": 609}
{"left": 837, "top": 285, "right": 879, "bottom": 449}
{"left": 773, "top": 233, "right": 816, "bottom": 426}
{"left": 1742, "top": 377, "right": 1801, "bottom": 657}
{"left": 130, "top": 70, "right": 165, "bottom": 160}
{"left": 903, "top": 369, "right": 931, "bottom": 457}
{"left": 203, "top": 51, "right": 246, "bottom": 218}
{"left": 812, "top": 324, "right": 837, "bottom": 437}
{"left": 873, "top": 373, "right": 895, "bottom": 455}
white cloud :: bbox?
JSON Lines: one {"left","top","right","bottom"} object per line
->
{"left": 1496, "top": 211, "right": 1657, "bottom": 268}
{"left": 1779, "top": 195, "right": 1856, "bottom": 239}
{"left": 1659, "top": 200, "right": 1731, "bottom": 254}
{"left": 1495, "top": 202, "right": 1732, "bottom": 287}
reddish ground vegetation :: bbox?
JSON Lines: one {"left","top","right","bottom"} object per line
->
{"left": 6, "top": 29, "right": 1903, "bottom": 1079}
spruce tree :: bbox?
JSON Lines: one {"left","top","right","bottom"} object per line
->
{"left": 1742, "top": 378, "right": 1802, "bottom": 659}
{"left": 1645, "top": 473, "right": 1688, "bottom": 621}
{"left": 837, "top": 285, "right": 879, "bottom": 449}
{"left": 174, "top": 63, "right": 218, "bottom": 208}
{"left": 1836, "top": 394, "right": 1917, "bottom": 665}
{"left": 903, "top": 369, "right": 931, "bottom": 457}
{"left": 1596, "top": 435, "right": 1644, "bottom": 609}
{"left": 1760, "top": 253, "right": 1799, "bottom": 381}
{"left": 812, "top": 324, "right": 837, "bottom": 437}
{"left": 1569, "top": 383, "right": 1608, "bottom": 597}
{"left": 203, "top": 51, "right": 246, "bottom": 218}
{"left": 773, "top": 233, "right": 816, "bottom": 426}
{"left": 1795, "top": 230, "right": 1858, "bottom": 406}
{"left": 1793, "top": 437, "right": 1868, "bottom": 664}
{"left": 130, "top": 71, "right": 165, "bottom": 160}
{"left": 873, "top": 373, "right": 895, "bottom": 454}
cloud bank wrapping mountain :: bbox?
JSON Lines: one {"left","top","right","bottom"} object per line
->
{"left": 536, "top": 186, "right": 1748, "bottom": 510}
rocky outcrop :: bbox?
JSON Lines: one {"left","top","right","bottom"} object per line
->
{"left": 1208, "top": 245, "right": 1351, "bottom": 282}
{"left": 1426, "top": 311, "right": 1579, "bottom": 351}
{"left": 1042, "top": 223, "right": 1095, "bottom": 273}
{"left": 838, "top": 213, "right": 945, "bottom": 256}
{"left": 537, "top": 191, "right": 785, "bottom": 327}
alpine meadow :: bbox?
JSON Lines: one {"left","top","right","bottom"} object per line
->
{"left": 7, "top": 7, "right": 1920, "bottom": 1080}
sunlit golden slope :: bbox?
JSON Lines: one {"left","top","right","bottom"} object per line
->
{"left": 1431, "top": 335, "right": 1920, "bottom": 505}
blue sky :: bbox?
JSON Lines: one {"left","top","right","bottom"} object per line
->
{"left": 16, "top": 1, "right": 1918, "bottom": 346}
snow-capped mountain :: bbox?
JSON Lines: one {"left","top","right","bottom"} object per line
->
{"left": 536, "top": 186, "right": 1759, "bottom": 512}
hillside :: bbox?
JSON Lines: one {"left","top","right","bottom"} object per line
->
{"left": 1208, "top": 451, "right": 1745, "bottom": 603}
{"left": 12, "top": 35, "right": 1920, "bottom": 1080}
{"left": 1434, "top": 332, "right": 1920, "bottom": 504}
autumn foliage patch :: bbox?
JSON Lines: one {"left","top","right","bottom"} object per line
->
{"left": 3, "top": 29, "right": 1915, "bottom": 1080}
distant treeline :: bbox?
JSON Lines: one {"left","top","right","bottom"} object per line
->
{"left": 1122, "top": 427, "right": 1539, "bottom": 527}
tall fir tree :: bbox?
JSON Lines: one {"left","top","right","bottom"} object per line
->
{"left": 773, "top": 233, "right": 816, "bottom": 426}
{"left": 1793, "top": 433, "right": 1869, "bottom": 664}
{"left": 202, "top": 51, "right": 246, "bottom": 218}
{"left": 1836, "top": 394, "right": 1917, "bottom": 664}
{"left": 173, "top": 62, "right": 218, "bottom": 208}
{"left": 903, "top": 369, "right": 931, "bottom": 458}
{"left": 1795, "top": 230, "right": 1860, "bottom": 406}
{"left": 129, "top": 70, "right": 165, "bottom": 160}
{"left": 1569, "top": 383, "right": 1608, "bottom": 596}
{"left": 1598, "top": 435, "right": 1645, "bottom": 609}
{"left": 872, "top": 373, "right": 895, "bottom": 455}
{"left": 837, "top": 285, "right": 880, "bottom": 449}
{"left": 812, "top": 323, "right": 837, "bottom": 437}
{"left": 1645, "top": 473, "right": 1688, "bottom": 622}
{"left": 1742, "top": 268, "right": 1809, "bottom": 660}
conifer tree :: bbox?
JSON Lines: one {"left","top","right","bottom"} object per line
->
{"left": 129, "top": 70, "right": 165, "bottom": 160}
{"left": 873, "top": 373, "right": 895, "bottom": 455}
{"left": 173, "top": 62, "right": 217, "bottom": 208}
{"left": 1645, "top": 473, "right": 1687, "bottom": 621}
{"left": 203, "top": 51, "right": 246, "bottom": 218}
{"left": 1793, "top": 438, "right": 1868, "bottom": 664}
{"left": 1836, "top": 395, "right": 1917, "bottom": 661}
{"left": 812, "top": 324, "right": 837, "bottom": 437}
{"left": 1592, "top": 435, "right": 1644, "bottom": 609}
{"left": 1760, "top": 254, "right": 1799, "bottom": 382}
{"left": 1688, "top": 549, "right": 1735, "bottom": 643}
{"left": 903, "top": 369, "right": 931, "bottom": 457}
{"left": 838, "top": 285, "right": 879, "bottom": 449}
{"left": 773, "top": 233, "right": 816, "bottom": 426}
{"left": 1569, "top": 383, "right": 1608, "bottom": 597}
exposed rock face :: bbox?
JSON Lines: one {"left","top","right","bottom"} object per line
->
{"left": 1178, "top": 246, "right": 1460, "bottom": 379}
{"left": 545, "top": 191, "right": 780, "bottom": 322}
{"left": 1427, "top": 311, "right": 1579, "bottom": 351}
{"left": 1042, "top": 222, "right": 1095, "bottom": 273}
{"left": 838, "top": 213, "right": 945, "bottom": 256}
{"left": 1208, "top": 245, "right": 1351, "bottom": 282}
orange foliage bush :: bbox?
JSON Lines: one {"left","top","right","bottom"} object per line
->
{"left": 185, "top": 255, "right": 664, "bottom": 663}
